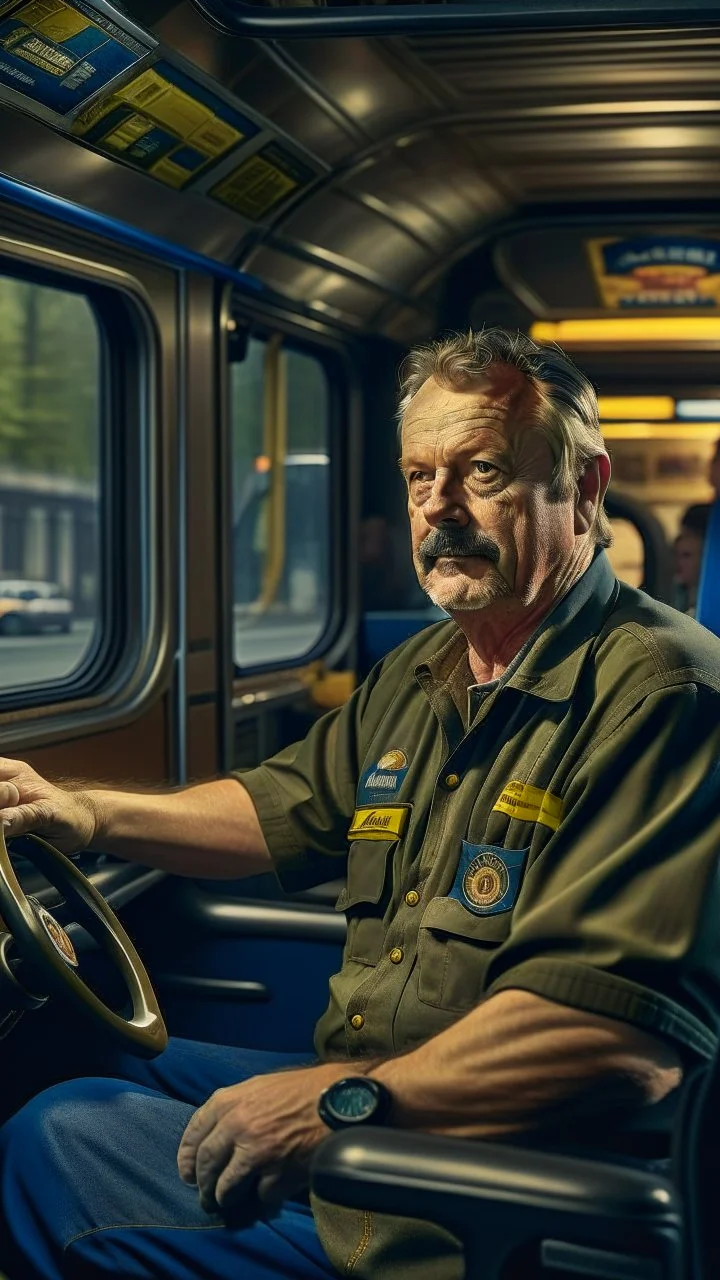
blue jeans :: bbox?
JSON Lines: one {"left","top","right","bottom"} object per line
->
{"left": 0, "top": 1038, "right": 340, "bottom": 1280}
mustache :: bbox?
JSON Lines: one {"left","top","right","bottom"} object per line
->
{"left": 418, "top": 528, "right": 501, "bottom": 573}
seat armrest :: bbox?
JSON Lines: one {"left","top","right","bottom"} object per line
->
{"left": 311, "top": 1128, "right": 681, "bottom": 1276}
{"left": 312, "top": 1128, "right": 678, "bottom": 1229}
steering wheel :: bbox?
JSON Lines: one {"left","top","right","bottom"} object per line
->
{"left": 0, "top": 830, "right": 167, "bottom": 1057}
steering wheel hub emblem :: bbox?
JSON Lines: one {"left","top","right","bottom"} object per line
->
{"left": 29, "top": 899, "right": 79, "bottom": 968}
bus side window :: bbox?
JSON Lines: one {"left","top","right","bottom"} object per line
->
{"left": 230, "top": 333, "right": 332, "bottom": 669}
{"left": 0, "top": 275, "right": 99, "bottom": 685}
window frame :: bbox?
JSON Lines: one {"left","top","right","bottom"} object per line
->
{"left": 0, "top": 237, "right": 164, "bottom": 736}
{"left": 224, "top": 293, "right": 359, "bottom": 683}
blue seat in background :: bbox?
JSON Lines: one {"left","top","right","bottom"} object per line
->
{"left": 696, "top": 500, "right": 720, "bottom": 637}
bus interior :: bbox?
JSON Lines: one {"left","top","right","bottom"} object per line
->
{"left": 0, "top": 1, "right": 720, "bottom": 1275}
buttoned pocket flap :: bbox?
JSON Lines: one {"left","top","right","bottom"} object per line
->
{"left": 420, "top": 895, "right": 513, "bottom": 942}
{"left": 417, "top": 896, "right": 513, "bottom": 1012}
{"left": 335, "top": 839, "right": 396, "bottom": 911}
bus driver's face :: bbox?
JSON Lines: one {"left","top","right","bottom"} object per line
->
{"left": 400, "top": 366, "right": 600, "bottom": 616}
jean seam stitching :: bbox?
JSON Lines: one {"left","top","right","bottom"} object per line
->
{"left": 63, "top": 1220, "right": 225, "bottom": 1253}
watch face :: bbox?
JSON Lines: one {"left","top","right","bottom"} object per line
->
{"left": 329, "top": 1081, "right": 376, "bottom": 1123}
{"left": 319, "top": 1076, "right": 391, "bottom": 1130}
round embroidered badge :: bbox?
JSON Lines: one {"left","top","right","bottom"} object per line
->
{"left": 463, "top": 853, "right": 509, "bottom": 910}
{"left": 376, "top": 749, "right": 408, "bottom": 772}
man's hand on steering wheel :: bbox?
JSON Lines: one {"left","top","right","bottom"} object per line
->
{"left": 0, "top": 757, "right": 98, "bottom": 854}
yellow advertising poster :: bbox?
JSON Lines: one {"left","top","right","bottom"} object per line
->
{"left": 72, "top": 58, "right": 257, "bottom": 190}
{"left": 210, "top": 142, "right": 315, "bottom": 221}
{"left": 588, "top": 236, "right": 720, "bottom": 309}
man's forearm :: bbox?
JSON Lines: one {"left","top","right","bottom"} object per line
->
{"left": 85, "top": 778, "right": 273, "bottom": 878}
{"left": 370, "top": 989, "right": 682, "bottom": 1139}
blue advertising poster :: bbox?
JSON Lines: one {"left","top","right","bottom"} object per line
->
{"left": 0, "top": 0, "right": 151, "bottom": 118}
{"left": 72, "top": 59, "right": 259, "bottom": 189}
{"left": 588, "top": 236, "right": 720, "bottom": 309}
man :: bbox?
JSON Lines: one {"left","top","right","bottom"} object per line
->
{"left": 1, "top": 327, "right": 720, "bottom": 1280}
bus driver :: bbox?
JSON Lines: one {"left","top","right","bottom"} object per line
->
{"left": 2, "top": 328, "right": 720, "bottom": 1280}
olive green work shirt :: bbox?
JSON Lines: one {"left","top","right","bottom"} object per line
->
{"left": 236, "top": 551, "right": 720, "bottom": 1278}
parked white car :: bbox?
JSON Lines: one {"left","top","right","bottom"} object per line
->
{"left": 0, "top": 580, "right": 73, "bottom": 636}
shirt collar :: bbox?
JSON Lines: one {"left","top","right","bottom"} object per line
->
{"left": 416, "top": 551, "right": 620, "bottom": 704}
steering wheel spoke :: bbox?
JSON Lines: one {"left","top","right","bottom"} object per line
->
{"left": 0, "top": 831, "right": 167, "bottom": 1057}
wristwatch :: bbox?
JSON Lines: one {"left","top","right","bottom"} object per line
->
{"left": 318, "top": 1076, "right": 393, "bottom": 1131}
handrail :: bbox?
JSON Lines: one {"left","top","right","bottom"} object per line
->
{"left": 0, "top": 175, "right": 263, "bottom": 295}
{"left": 250, "top": 335, "right": 287, "bottom": 615}
{"left": 190, "top": 0, "right": 720, "bottom": 39}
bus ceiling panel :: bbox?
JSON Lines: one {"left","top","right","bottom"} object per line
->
{"left": 201, "top": 53, "right": 362, "bottom": 166}
{"left": 506, "top": 161, "right": 720, "bottom": 203}
{"left": 337, "top": 136, "right": 510, "bottom": 246}
{"left": 462, "top": 121, "right": 720, "bottom": 160}
{"left": 260, "top": 39, "right": 434, "bottom": 141}
{"left": 188, "top": 0, "right": 720, "bottom": 39}
{"left": 146, "top": 5, "right": 365, "bottom": 164}
{"left": 146, "top": 3, "right": 444, "bottom": 158}
{"left": 401, "top": 25, "right": 720, "bottom": 96}
{"left": 270, "top": 192, "right": 445, "bottom": 287}
{"left": 239, "top": 242, "right": 433, "bottom": 330}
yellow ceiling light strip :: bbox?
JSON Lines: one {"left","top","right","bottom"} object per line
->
{"left": 598, "top": 396, "right": 675, "bottom": 420}
{"left": 532, "top": 318, "right": 720, "bottom": 344}
{"left": 601, "top": 421, "right": 720, "bottom": 441}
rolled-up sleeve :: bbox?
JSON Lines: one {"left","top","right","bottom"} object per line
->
{"left": 485, "top": 681, "right": 720, "bottom": 1060}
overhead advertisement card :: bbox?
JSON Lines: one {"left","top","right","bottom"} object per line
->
{"left": 209, "top": 142, "right": 316, "bottom": 221}
{"left": 588, "top": 236, "right": 720, "bottom": 310}
{"left": 0, "top": 0, "right": 153, "bottom": 122}
{"left": 72, "top": 59, "right": 259, "bottom": 190}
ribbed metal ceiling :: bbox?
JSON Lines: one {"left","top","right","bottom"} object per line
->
{"left": 6, "top": 3, "right": 720, "bottom": 340}
{"left": 238, "top": 22, "right": 720, "bottom": 335}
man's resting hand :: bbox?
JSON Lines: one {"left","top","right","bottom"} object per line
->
{"left": 177, "top": 1062, "right": 354, "bottom": 1214}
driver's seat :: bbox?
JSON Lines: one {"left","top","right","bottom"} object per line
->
{"left": 312, "top": 1052, "right": 720, "bottom": 1279}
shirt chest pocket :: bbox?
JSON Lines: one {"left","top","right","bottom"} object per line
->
{"left": 417, "top": 896, "right": 512, "bottom": 1013}
{"left": 335, "top": 838, "right": 395, "bottom": 967}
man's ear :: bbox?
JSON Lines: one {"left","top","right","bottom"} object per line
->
{"left": 574, "top": 454, "right": 611, "bottom": 535}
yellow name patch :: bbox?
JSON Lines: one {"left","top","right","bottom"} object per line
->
{"left": 348, "top": 805, "right": 410, "bottom": 841}
{"left": 492, "top": 781, "right": 564, "bottom": 832}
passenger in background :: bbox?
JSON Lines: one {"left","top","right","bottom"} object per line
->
{"left": 358, "top": 515, "right": 404, "bottom": 610}
{"left": 679, "top": 436, "right": 720, "bottom": 541}
{"left": 359, "top": 514, "right": 430, "bottom": 611}
{"left": 673, "top": 437, "right": 718, "bottom": 614}
{"left": 672, "top": 526, "right": 705, "bottom": 616}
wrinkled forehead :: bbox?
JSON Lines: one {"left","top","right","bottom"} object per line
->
{"left": 400, "top": 365, "right": 543, "bottom": 455}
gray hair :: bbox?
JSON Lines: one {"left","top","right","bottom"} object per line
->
{"left": 397, "top": 327, "right": 612, "bottom": 548}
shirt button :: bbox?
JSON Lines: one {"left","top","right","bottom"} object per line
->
{"left": 445, "top": 773, "right": 461, "bottom": 789}
{"left": 389, "top": 947, "right": 404, "bottom": 964}
{"left": 350, "top": 1014, "right": 365, "bottom": 1030}
{"left": 405, "top": 890, "right": 419, "bottom": 907}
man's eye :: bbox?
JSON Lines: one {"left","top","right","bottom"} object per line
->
{"left": 472, "top": 461, "right": 496, "bottom": 475}
{"left": 409, "top": 471, "right": 432, "bottom": 483}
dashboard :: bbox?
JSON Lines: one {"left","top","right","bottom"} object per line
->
{"left": 9, "top": 849, "right": 165, "bottom": 919}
